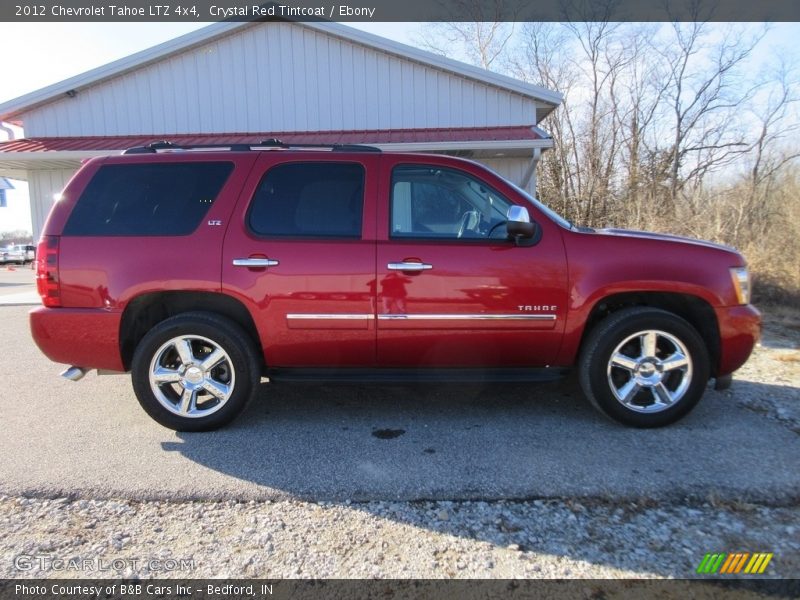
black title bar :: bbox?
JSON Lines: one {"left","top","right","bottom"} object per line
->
{"left": 2, "top": 579, "right": 800, "bottom": 600}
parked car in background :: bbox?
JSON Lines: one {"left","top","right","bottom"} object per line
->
{"left": 0, "top": 245, "right": 27, "bottom": 264}
{"left": 14, "top": 244, "right": 35, "bottom": 263}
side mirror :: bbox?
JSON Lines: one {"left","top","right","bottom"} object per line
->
{"left": 506, "top": 206, "right": 536, "bottom": 239}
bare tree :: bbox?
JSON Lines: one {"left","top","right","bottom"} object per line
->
{"left": 511, "top": 20, "right": 638, "bottom": 226}
{"left": 509, "top": 22, "right": 579, "bottom": 219}
{"left": 653, "top": 22, "right": 764, "bottom": 211}
{"left": 414, "top": 0, "right": 516, "bottom": 69}
{"left": 611, "top": 24, "right": 667, "bottom": 228}
{"left": 731, "top": 59, "right": 800, "bottom": 244}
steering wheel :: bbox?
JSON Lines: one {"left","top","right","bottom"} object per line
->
{"left": 487, "top": 220, "right": 508, "bottom": 238}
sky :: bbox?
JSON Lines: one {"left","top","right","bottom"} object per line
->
{"left": 0, "top": 21, "right": 798, "bottom": 234}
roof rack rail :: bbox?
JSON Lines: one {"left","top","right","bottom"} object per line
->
{"left": 123, "top": 140, "right": 270, "bottom": 154}
{"left": 122, "top": 139, "right": 382, "bottom": 155}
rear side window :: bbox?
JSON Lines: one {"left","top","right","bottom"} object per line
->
{"left": 248, "top": 162, "right": 364, "bottom": 238}
{"left": 64, "top": 162, "right": 233, "bottom": 236}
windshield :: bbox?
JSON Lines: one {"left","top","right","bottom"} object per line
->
{"left": 506, "top": 180, "right": 574, "bottom": 230}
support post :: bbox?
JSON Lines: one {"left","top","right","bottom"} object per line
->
{"left": 519, "top": 148, "right": 541, "bottom": 197}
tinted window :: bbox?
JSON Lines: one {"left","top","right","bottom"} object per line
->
{"left": 64, "top": 162, "right": 233, "bottom": 236}
{"left": 248, "top": 163, "right": 364, "bottom": 238}
{"left": 391, "top": 166, "right": 513, "bottom": 240}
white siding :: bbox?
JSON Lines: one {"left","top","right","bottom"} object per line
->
{"left": 28, "top": 169, "right": 74, "bottom": 240}
{"left": 478, "top": 157, "right": 537, "bottom": 196}
{"left": 21, "top": 23, "right": 538, "bottom": 137}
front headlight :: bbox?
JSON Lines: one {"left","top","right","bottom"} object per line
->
{"left": 730, "top": 267, "right": 751, "bottom": 305}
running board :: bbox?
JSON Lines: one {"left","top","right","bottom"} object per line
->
{"left": 266, "top": 367, "right": 569, "bottom": 384}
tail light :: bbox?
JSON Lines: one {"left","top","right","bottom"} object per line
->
{"left": 36, "top": 236, "right": 61, "bottom": 307}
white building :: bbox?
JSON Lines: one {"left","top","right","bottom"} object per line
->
{"left": 0, "top": 21, "right": 562, "bottom": 239}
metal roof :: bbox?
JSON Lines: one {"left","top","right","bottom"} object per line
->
{"left": 0, "top": 126, "right": 548, "bottom": 154}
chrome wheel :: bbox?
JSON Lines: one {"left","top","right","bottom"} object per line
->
{"left": 606, "top": 329, "right": 693, "bottom": 414}
{"left": 148, "top": 335, "right": 235, "bottom": 418}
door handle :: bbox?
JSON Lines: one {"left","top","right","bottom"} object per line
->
{"left": 388, "top": 262, "right": 432, "bottom": 271}
{"left": 232, "top": 258, "right": 279, "bottom": 268}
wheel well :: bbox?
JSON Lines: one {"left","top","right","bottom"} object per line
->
{"left": 119, "top": 292, "right": 261, "bottom": 371}
{"left": 582, "top": 292, "right": 721, "bottom": 375}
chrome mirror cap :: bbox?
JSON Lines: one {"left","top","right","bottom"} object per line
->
{"left": 507, "top": 205, "right": 531, "bottom": 223}
{"left": 506, "top": 205, "right": 536, "bottom": 240}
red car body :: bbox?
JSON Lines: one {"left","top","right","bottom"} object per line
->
{"left": 29, "top": 147, "right": 760, "bottom": 429}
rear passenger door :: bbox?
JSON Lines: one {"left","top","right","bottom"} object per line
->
{"left": 222, "top": 154, "right": 378, "bottom": 368}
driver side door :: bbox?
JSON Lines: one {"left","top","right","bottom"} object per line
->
{"left": 375, "top": 157, "right": 569, "bottom": 368}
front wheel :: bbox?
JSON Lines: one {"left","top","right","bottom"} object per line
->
{"left": 131, "top": 312, "right": 261, "bottom": 431}
{"left": 578, "top": 307, "right": 710, "bottom": 427}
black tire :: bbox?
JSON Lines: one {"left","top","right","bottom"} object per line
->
{"left": 131, "top": 312, "right": 261, "bottom": 431}
{"left": 578, "top": 307, "right": 710, "bottom": 428}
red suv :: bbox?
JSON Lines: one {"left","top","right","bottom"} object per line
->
{"left": 30, "top": 141, "right": 760, "bottom": 431}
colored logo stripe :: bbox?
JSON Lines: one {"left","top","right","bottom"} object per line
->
{"left": 745, "top": 553, "right": 774, "bottom": 574}
{"left": 720, "top": 553, "right": 749, "bottom": 573}
{"left": 697, "top": 553, "right": 773, "bottom": 574}
{"left": 697, "top": 553, "right": 726, "bottom": 574}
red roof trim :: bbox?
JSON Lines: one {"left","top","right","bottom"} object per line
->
{"left": 0, "top": 126, "right": 542, "bottom": 153}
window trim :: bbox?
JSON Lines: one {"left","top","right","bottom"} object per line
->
{"left": 245, "top": 161, "right": 366, "bottom": 241}
{"left": 388, "top": 164, "right": 515, "bottom": 244}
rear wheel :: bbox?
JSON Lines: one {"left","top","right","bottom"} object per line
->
{"left": 578, "top": 307, "right": 710, "bottom": 427}
{"left": 131, "top": 312, "right": 261, "bottom": 431}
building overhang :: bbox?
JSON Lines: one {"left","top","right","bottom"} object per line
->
{"left": 0, "top": 127, "right": 553, "bottom": 178}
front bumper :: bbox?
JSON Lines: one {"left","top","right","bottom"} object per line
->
{"left": 714, "top": 304, "right": 761, "bottom": 377}
{"left": 30, "top": 307, "right": 125, "bottom": 372}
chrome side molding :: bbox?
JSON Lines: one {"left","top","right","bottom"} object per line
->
{"left": 287, "top": 314, "right": 375, "bottom": 320}
{"left": 377, "top": 314, "right": 557, "bottom": 320}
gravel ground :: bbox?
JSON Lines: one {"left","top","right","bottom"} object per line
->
{"left": 2, "top": 307, "right": 798, "bottom": 580}
{"left": 2, "top": 495, "right": 798, "bottom": 579}
{"left": 733, "top": 308, "right": 800, "bottom": 434}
